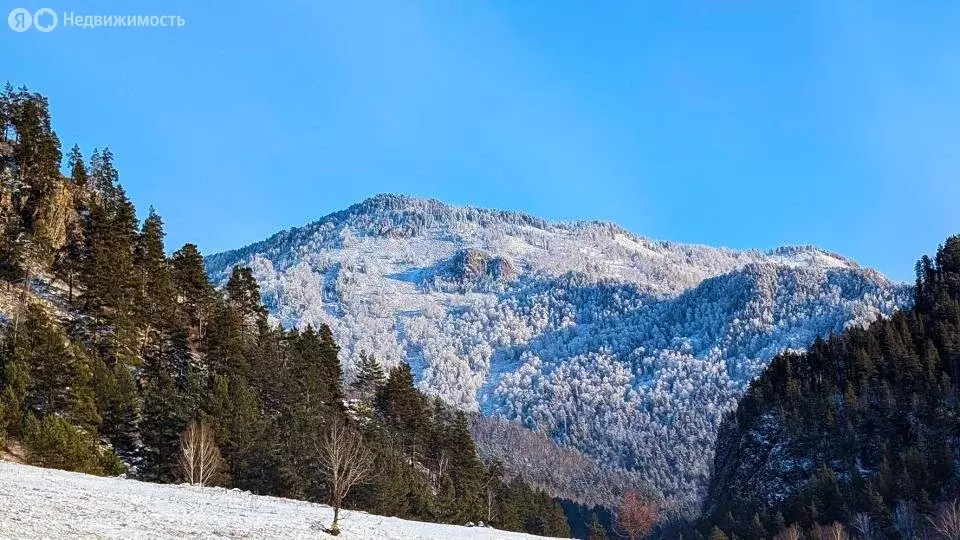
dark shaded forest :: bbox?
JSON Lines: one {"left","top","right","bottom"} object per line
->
{"left": 700, "top": 236, "right": 960, "bottom": 539}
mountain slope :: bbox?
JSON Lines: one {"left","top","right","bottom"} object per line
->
{"left": 206, "top": 194, "right": 910, "bottom": 501}
{"left": 0, "top": 461, "right": 558, "bottom": 539}
{"left": 702, "top": 236, "right": 960, "bottom": 538}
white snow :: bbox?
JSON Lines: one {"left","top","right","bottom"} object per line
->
{"left": 204, "top": 194, "right": 912, "bottom": 501}
{"left": 0, "top": 461, "right": 561, "bottom": 540}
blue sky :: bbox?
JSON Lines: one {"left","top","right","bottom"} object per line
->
{"left": 2, "top": 1, "right": 958, "bottom": 281}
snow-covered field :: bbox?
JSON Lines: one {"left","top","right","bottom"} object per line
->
{"left": 0, "top": 462, "right": 560, "bottom": 539}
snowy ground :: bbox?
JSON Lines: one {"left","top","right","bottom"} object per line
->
{"left": 0, "top": 462, "right": 561, "bottom": 539}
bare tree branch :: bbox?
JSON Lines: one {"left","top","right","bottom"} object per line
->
{"left": 315, "top": 421, "right": 374, "bottom": 535}
{"left": 178, "top": 420, "right": 225, "bottom": 487}
{"left": 930, "top": 499, "right": 960, "bottom": 540}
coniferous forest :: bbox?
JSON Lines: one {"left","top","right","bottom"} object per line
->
{"left": 0, "top": 85, "right": 571, "bottom": 538}
{"left": 698, "top": 236, "right": 960, "bottom": 539}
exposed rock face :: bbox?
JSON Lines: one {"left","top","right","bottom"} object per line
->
{"left": 451, "top": 249, "right": 517, "bottom": 285}
{"left": 34, "top": 182, "right": 77, "bottom": 255}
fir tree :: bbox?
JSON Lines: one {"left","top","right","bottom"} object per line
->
{"left": 91, "top": 358, "right": 140, "bottom": 460}
{"left": 351, "top": 350, "right": 386, "bottom": 399}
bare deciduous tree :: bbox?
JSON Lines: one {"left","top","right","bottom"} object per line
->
{"left": 315, "top": 421, "right": 374, "bottom": 535}
{"left": 812, "top": 522, "right": 849, "bottom": 540}
{"left": 432, "top": 449, "right": 450, "bottom": 490}
{"left": 774, "top": 524, "right": 802, "bottom": 540}
{"left": 616, "top": 490, "right": 658, "bottom": 540}
{"left": 484, "top": 459, "right": 504, "bottom": 524}
{"left": 178, "top": 420, "right": 225, "bottom": 487}
{"left": 930, "top": 499, "right": 960, "bottom": 540}
{"left": 851, "top": 513, "right": 878, "bottom": 540}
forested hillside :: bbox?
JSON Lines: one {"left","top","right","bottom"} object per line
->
{"left": 0, "top": 85, "right": 572, "bottom": 538}
{"left": 205, "top": 191, "right": 909, "bottom": 503}
{"left": 702, "top": 237, "right": 960, "bottom": 539}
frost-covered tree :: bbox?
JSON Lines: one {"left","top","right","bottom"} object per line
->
{"left": 205, "top": 194, "right": 911, "bottom": 505}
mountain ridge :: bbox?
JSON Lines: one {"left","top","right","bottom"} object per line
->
{"left": 205, "top": 193, "right": 911, "bottom": 504}
{"left": 207, "top": 193, "right": 860, "bottom": 276}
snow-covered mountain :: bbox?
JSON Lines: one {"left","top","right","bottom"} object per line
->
{"left": 206, "top": 194, "right": 910, "bottom": 501}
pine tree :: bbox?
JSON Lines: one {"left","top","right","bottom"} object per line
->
{"left": 21, "top": 412, "right": 122, "bottom": 475}
{"left": 202, "top": 295, "right": 250, "bottom": 378}
{"left": 317, "top": 324, "right": 344, "bottom": 404}
{"left": 225, "top": 265, "right": 267, "bottom": 337}
{"left": 444, "top": 410, "right": 486, "bottom": 522}
{"left": 53, "top": 217, "right": 84, "bottom": 302}
{"left": 133, "top": 208, "right": 196, "bottom": 481}
{"left": 80, "top": 185, "right": 140, "bottom": 364}
{"left": 134, "top": 208, "right": 178, "bottom": 337}
{"left": 3, "top": 87, "right": 62, "bottom": 259}
{"left": 171, "top": 243, "right": 215, "bottom": 343}
{"left": 293, "top": 325, "right": 342, "bottom": 412}
{"left": 206, "top": 374, "right": 270, "bottom": 492}
{"left": 0, "top": 355, "right": 28, "bottom": 433}
{"left": 91, "top": 358, "right": 140, "bottom": 460}
{"left": 351, "top": 350, "right": 386, "bottom": 399}
{"left": 375, "top": 362, "right": 428, "bottom": 459}
{"left": 140, "top": 364, "right": 189, "bottom": 482}
{"left": 88, "top": 147, "right": 119, "bottom": 201}
{"left": 67, "top": 144, "right": 87, "bottom": 188}
{"left": 11, "top": 304, "right": 98, "bottom": 429}
{"left": 139, "top": 324, "right": 193, "bottom": 482}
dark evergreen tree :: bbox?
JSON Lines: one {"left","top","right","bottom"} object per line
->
{"left": 134, "top": 208, "right": 178, "bottom": 337}
{"left": 8, "top": 304, "right": 98, "bottom": 430}
{"left": 351, "top": 350, "right": 386, "bottom": 399}
{"left": 79, "top": 182, "right": 141, "bottom": 365}
{"left": 225, "top": 265, "right": 268, "bottom": 338}
{"left": 171, "top": 243, "right": 215, "bottom": 343}
{"left": 207, "top": 374, "right": 270, "bottom": 492}
{"left": 66, "top": 144, "right": 87, "bottom": 188}
{"left": 2, "top": 86, "right": 62, "bottom": 260}
{"left": 90, "top": 357, "right": 140, "bottom": 460}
